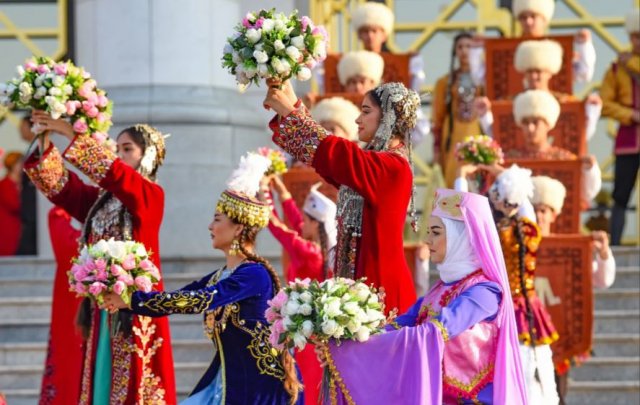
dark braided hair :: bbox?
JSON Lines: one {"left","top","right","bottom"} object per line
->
{"left": 235, "top": 224, "right": 303, "bottom": 404}
{"left": 317, "top": 223, "right": 330, "bottom": 280}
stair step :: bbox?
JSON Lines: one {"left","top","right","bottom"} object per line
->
{"left": 610, "top": 266, "right": 640, "bottom": 290}
{"left": 592, "top": 333, "right": 640, "bottom": 357}
{"left": 571, "top": 357, "right": 640, "bottom": 381}
{"left": 0, "top": 362, "right": 209, "bottom": 392}
{"left": 566, "top": 380, "right": 640, "bottom": 405}
{"left": 595, "top": 289, "right": 640, "bottom": 310}
{"left": 0, "top": 338, "right": 211, "bottom": 367}
{"left": 610, "top": 247, "right": 640, "bottom": 267}
{"left": 594, "top": 310, "right": 640, "bottom": 334}
{"left": 0, "top": 316, "right": 207, "bottom": 343}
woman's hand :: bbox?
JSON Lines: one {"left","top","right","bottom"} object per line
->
{"left": 476, "top": 162, "right": 505, "bottom": 176}
{"left": 100, "top": 292, "right": 129, "bottom": 313}
{"left": 270, "top": 175, "right": 291, "bottom": 200}
{"left": 263, "top": 79, "right": 298, "bottom": 117}
{"left": 31, "top": 110, "right": 75, "bottom": 140}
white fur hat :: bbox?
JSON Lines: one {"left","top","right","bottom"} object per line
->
{"left": 531, "top": 175, "right": 567, "bottom": 214}
{"left": 303, "top": 183, "right": 337, "bottom": 249}
{"left": 513, "top": 89, "right": 561, "bottom": 128}
{"left": 491, "top": 164, "right": 534, "bottom": 207}
{"left": 625, "top": 8, "right": 640, "bottom": 34}
{"left": 514, "top": 40, "right": 563, "bottom": 74}
{"left": 352, "top": 2, "right": 395, "bottom": 36}
{"left": 312, "top": 97, "right": 361, "bottom": 141}
{"left": 512, "top": 0, "right": 555, "bottom": 22}
{"left": 337, "top": 50, "right": 385, "bottom": 86}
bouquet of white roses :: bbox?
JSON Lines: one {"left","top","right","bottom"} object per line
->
{"left": 68, "top": 238, "right": 161, "bottom": 306}
{"left": 222, "top": 8, "right": 328, "bottom": 90}
{"left": 0, "top": 56, "right": 113, "bottom": 139}
{"left": 265, "top": 277, "right": 386, "bottom": 351}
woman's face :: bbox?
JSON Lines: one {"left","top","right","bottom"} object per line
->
{"left": 345, "top": 75, "right": 377, "bottom": 95}
{"left": 320, "top": 120, "right": 350, "bottom": 140}
{"left": 116, "top": 132, "right": 144, "bottom": 169}
{"left": 208, "top": 211, "right": 243, "bottom": 253}
{"left": 455, "top": 37, "right": 472, "bottom": 66}
{"left": 301, "top": 213, "right": 320, "bottom": 240}
{"left": 425, "top": 216, "right": 447, "bottom": 264}
{"left": 356, "top": 93, "right": 382, "bottom": 144}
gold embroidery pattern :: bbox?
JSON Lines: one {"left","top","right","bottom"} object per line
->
{"left": 387, "top": 320, "right": 402, "bottom": 330}
{"left": 110, "top": 333, "right": 133, "bottom": 405}
{"left": 132, "top": 316, "right": 166, "bottom": 405}
{"left": 430, "top": 319, "right": 450, "bottom": 342}
{"left": 434, "top": 192, "right": 463, "bottom": 219}
{"left": 318, "top": 345, "right": 356, "bottom": 405}
{"left": 24, "top": 146, "right": 69, "bottom": 198}
{"left": 78, "top": 319, "right": 95, "bottom": 405}
{"left": 140, "top": 289, "right": 215, "bottom": 314}
{"left": 228, "top": 304, "right": 286, "bottom": 380}
{"left": 273, "top": 109, "right": 329, "bottom": 166}
{"left": 63, "top": 135, "right": 116, "bottom": 184}
{"left": 499, "top": 217, "right": 541, "bottom": 297}
{"left": 443, "top": 361, "right": 495, "bottom": 394}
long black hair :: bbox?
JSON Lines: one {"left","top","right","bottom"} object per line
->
{"left": 444, "top": 31, "right": 474, "bottom": 152}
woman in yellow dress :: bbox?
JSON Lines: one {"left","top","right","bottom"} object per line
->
{"left": 432, "top": 32, "right": 484, "bottom": 187}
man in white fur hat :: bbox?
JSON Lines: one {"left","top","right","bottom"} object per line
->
{"left": 531, "top": 175, "right": 616, "bottom": 402}
{"left": 469, "top": 0, "right": 596, "bottom": 86}
{"left": 476, "top": 39, "right": 602, "bottom": 141}
{"left": 600, "top": 7, "right": 640, "bottom": 245}
{"left": 351, "top": 1, "right": 425, "bottom": 91}
{"left": 337, "top": 50, "right": 384, "bottom": 95}
{"left": 311, "top": 97, "right": 361, "bottom": 142}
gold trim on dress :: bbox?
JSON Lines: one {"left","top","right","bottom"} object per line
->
{"left": 63, "top": 135, "right": 117, "bottom": 184}
{"left": 139, "top": 290, "right": 216, "bottom": 314}
{"left": 132, "top": 316, "right": 166, "bottom": 405}
{"left": 430, "top": 319, "right": 450, "bottom": 342}
{"left": 24, "top": 146, "right": 69, "bottom": 198}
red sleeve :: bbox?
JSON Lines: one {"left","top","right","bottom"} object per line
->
{"left": 48, "top": 207, "right": 81, "bottom": 262}
{"left": 282, "top": 198, "right": 303, "bottom": 234}
{"left": 0, "top": 179, "right": 20, "bottom": 215}
{"left": 23, "top": 143, "right": 100, "bottom": 223}
{"left": 63, "top": 135, "right": 164, "bottom": 220}
{"left": 271, "top": 109, "right": 408, "bottom": 203}
{"left": 268, "top": 220, "right": 320, "bottom": 266}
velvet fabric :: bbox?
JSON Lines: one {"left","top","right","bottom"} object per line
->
{"left": 131, "top": 262, "right": 303, "bottom": 405}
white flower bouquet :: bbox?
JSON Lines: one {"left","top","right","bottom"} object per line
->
{"left": 265, "top": 277, "right": 386, "bottom": 351}
{"left": 68, "top": 238, "right": 161, "bottom": 306}
{"left": 222, "top": 8, "right": 328, "bottom": 90}
{"left": 0, "top": 56, "right": 113, "bottom": 139}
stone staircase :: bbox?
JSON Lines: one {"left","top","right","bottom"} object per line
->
{"left": 1, "top": 248, "right": 638, "bottom": 404}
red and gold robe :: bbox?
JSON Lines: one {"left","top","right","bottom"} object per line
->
{"left": 270, "top": 109, "right": 417, "bottom": 314}
{"left": 24, "top": 136, "right": 176, "bottom": 404}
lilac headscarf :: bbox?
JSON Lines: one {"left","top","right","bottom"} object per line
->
{"left": 431, "top": 188, "right": 527, "bottom": 404}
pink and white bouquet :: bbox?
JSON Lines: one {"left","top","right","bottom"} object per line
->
{"left": 256, "top": 147, "right": 288, "bottom": 175}
{"left": 68, "top": 238, "right": 161, "bottom": 306}
{"left": 265, "top": 277, "right": 386, "bottom": 351}
{"left": 222, "top": 8, "right": 328, "bottom": 90}
{"left": 455, "top": 135, "right": 504, "bottom": 165}
{"left": 0, "top": 56, "right": 113, "bottom": 139}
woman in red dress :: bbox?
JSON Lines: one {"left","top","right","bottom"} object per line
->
{"left": 39, "top": 206, "right": 84, "bottom": 404}
{"left": 0, "top": 151, "right": 23, "bottom": 256}
{"left": 264, "top": 80, "right": 419, "bottom": 314}
{"left": 25, "top": 112, "right": 176, "bottom": 405}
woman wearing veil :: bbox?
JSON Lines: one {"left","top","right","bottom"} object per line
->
{"left": 320, "top": 189, "right": 527, "bottom": 404}
{"left": 264, "top": 80, "right": 418, "bottom": 314}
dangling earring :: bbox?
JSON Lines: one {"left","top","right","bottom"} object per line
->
{"left": 229, "top": 239, "right": 240, "bottom": 256}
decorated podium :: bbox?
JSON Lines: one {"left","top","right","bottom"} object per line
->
{"left": 484, "top": 35, "right": 574, "bottom": 100}
{"left": 535, "top": 235, "right": 594, "bottom": 366}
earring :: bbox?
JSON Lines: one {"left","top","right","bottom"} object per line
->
{"left": 229, "top": 239, "right": 240, "bottom": 256}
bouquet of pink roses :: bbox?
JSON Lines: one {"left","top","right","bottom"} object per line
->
{"left": 222, "top": 8, "right": 328, "bottom": 90}
{"left": 0, "top": 56, "right": 113, "bottom": 140}
{"left": 68, "top": 238, "right": 161, "bottom": 305}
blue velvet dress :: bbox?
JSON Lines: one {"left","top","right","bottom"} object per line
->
{"left": 131, "top": 262, "right": 302, "bottom": 405}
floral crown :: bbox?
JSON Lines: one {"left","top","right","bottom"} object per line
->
{"left": 216, "top": 152, "right": 271, "bottom": 228}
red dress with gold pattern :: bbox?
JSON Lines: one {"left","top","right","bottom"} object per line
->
{"left": 24, "top": 136, "right": 176, "bottom": 405}
{"left": 270, "top": 108, "right": 417, "bottom": 314}
{"left": 498, "top": 216, "right": 559, "bottom": 345}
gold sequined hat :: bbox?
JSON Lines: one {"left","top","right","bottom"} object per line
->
{"left": 216, "top": 152, "right": 271, "bottom": 228}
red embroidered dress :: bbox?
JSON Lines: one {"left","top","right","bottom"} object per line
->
{"left": 270, "top": 109, "right": 417, "bottom": 314}
{"left": 24, "top": 136, "right": 176, "bottom": 404}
